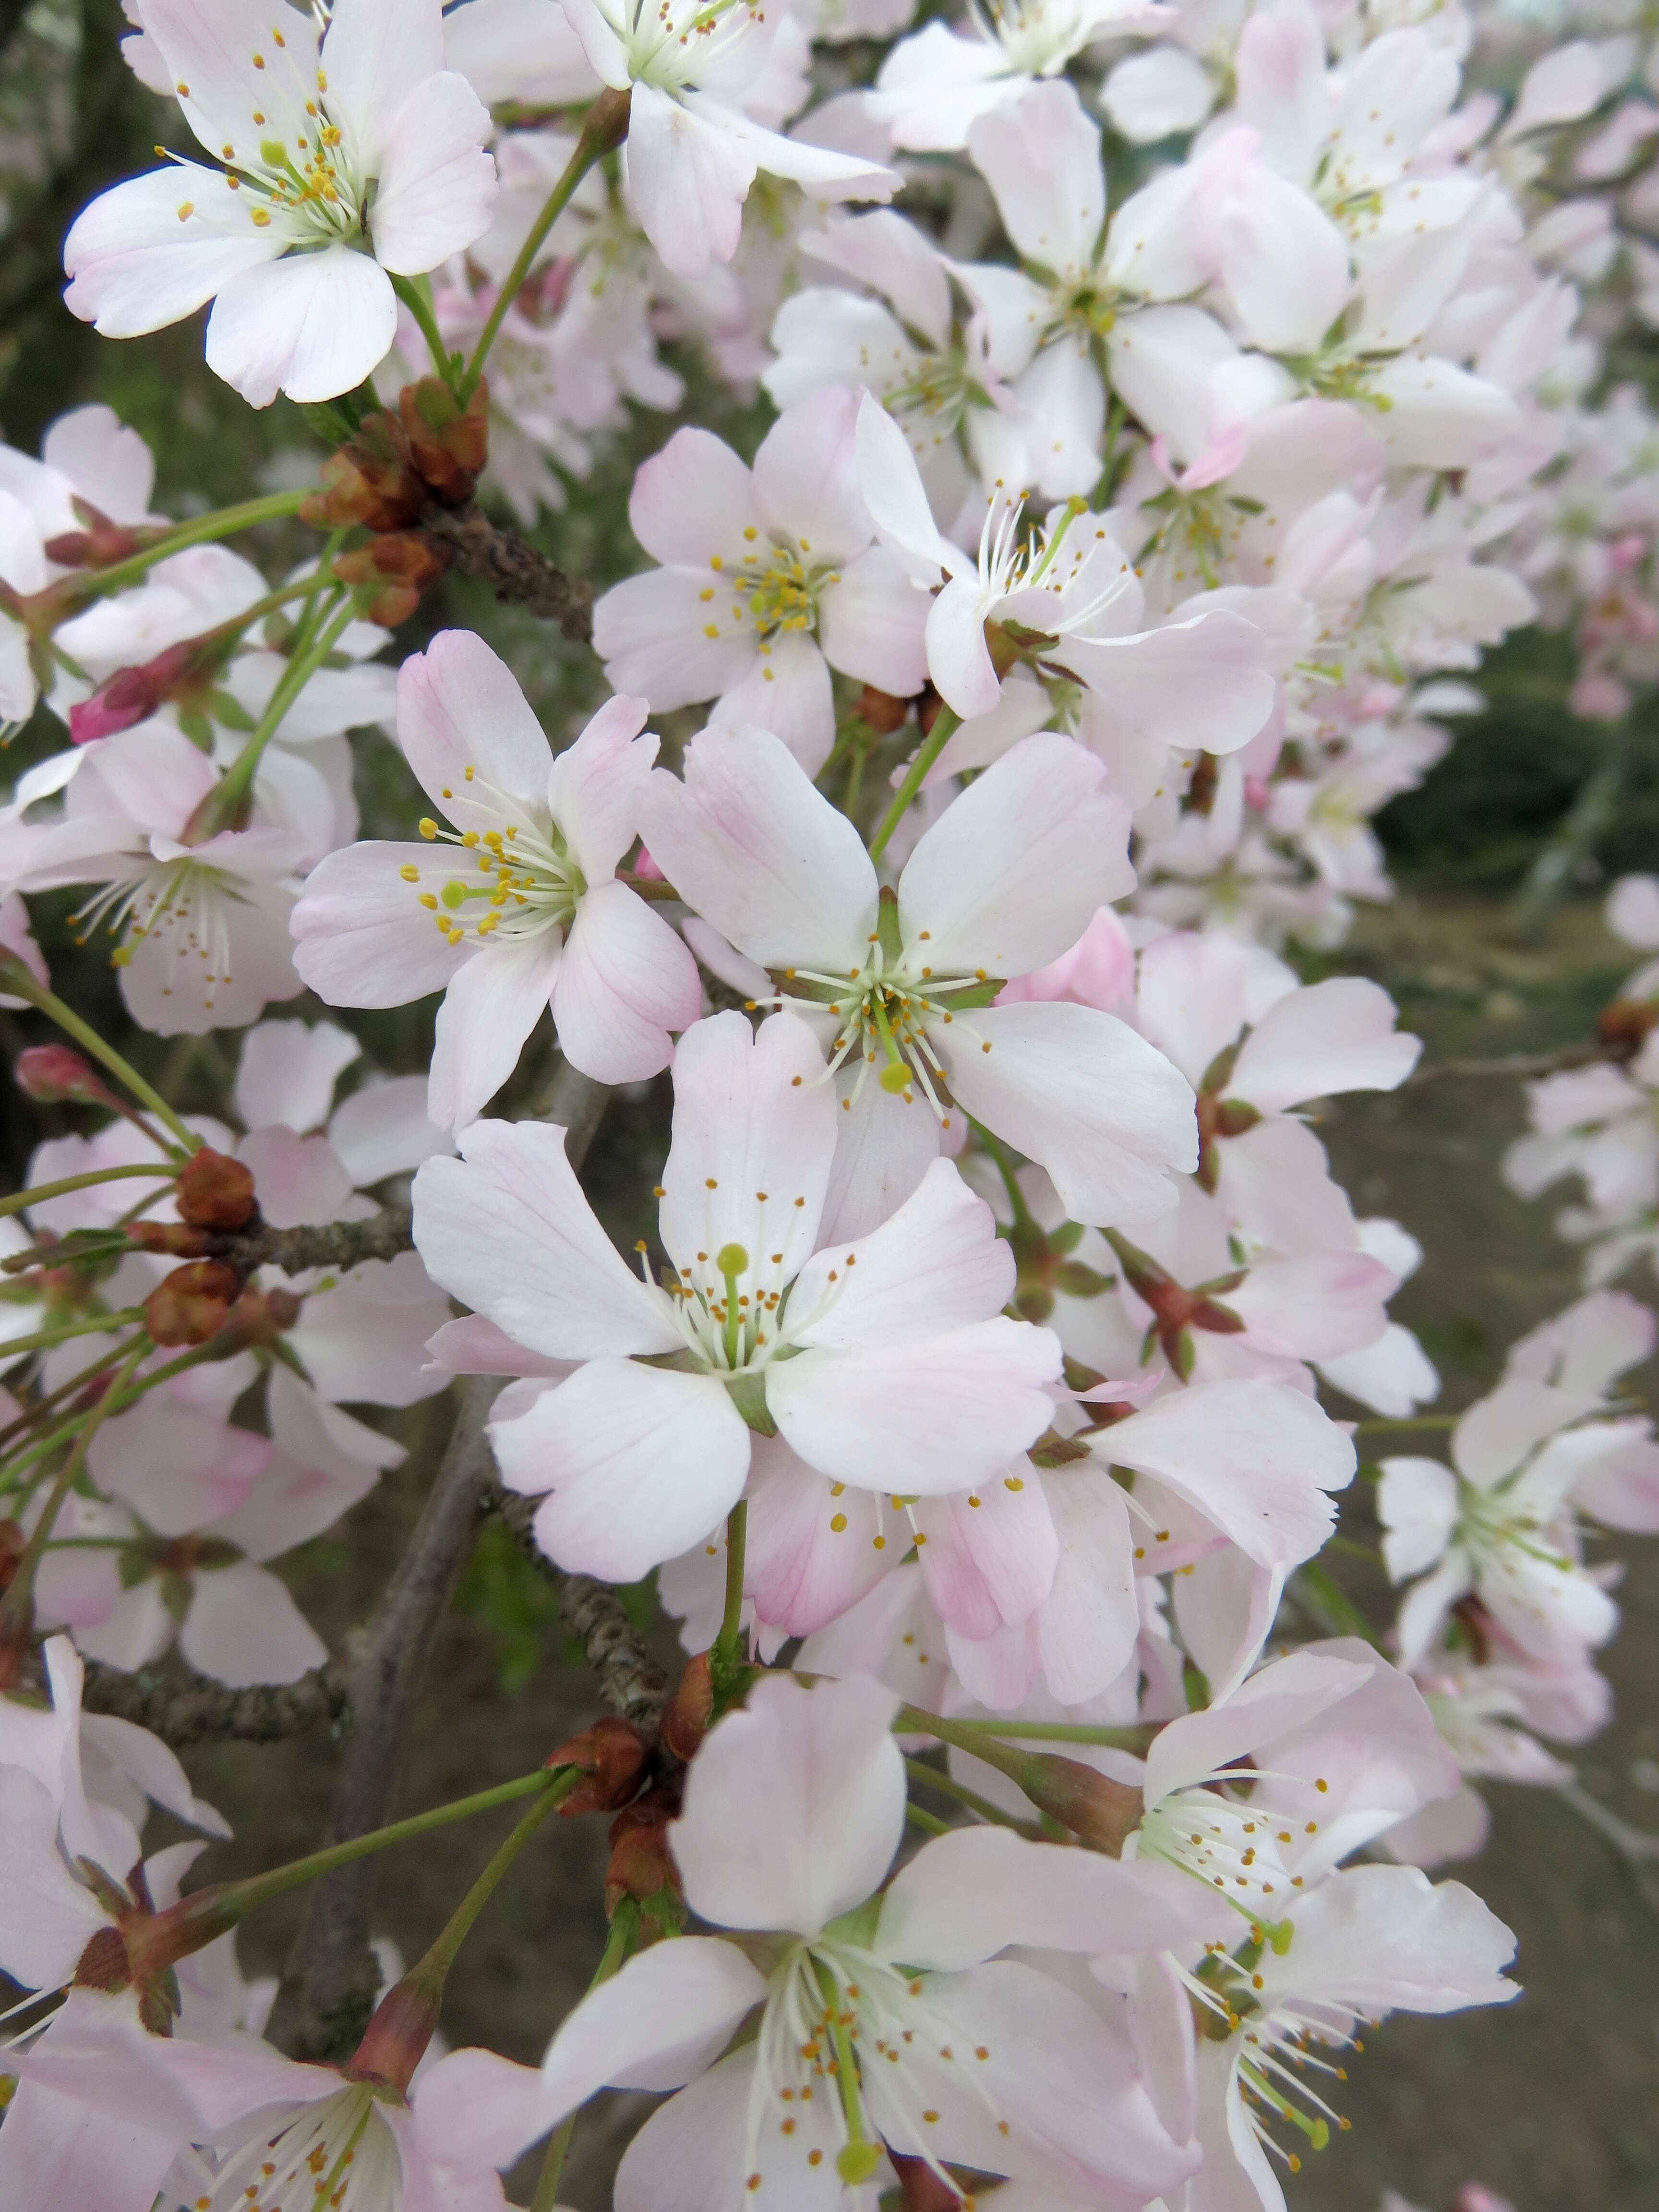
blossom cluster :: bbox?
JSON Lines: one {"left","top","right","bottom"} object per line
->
{"left": 0, "top": 0, "right": 1653, "bottom": 2204}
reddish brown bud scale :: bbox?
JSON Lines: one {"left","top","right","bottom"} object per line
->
{"left": 145, "top": 1260, "right": 240, "bottom": 1346}
{"left": 174, "top": 1147, "right": 257, "bottom": 1231}
{"left": 128, "top": 1220, "right": 212, "bottom": 1258}
{"left": 605, "top": 1789, "right": 682, "bottom": 1916}
{"left": 661, "top": 1649, "right": 713, "bottom": 1763}
{"left": 855, "top": 683, "right": 911, "bottom": 735}
{"left": 548, "top": 1715, "right": 649, "bottom": 1814}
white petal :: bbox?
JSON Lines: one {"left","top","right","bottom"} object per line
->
{"left": 397, "top": 628, "right": 555, "bottom": 820}
{"left": 545, "top": 693, "right": 654, "bottom": 885}
{"left": 541, "top": 1938, "right": 767, "bottom": 2123}
{"left": 370, "top": 71, "right": 496, "bottom": 275}
{"left": 235, "top": 1018, "right": 359, "bottom": 1136}
{"left": 63, "top": 168, "right": 282, "bottom": 338}
{"left": 898, "top": 732, "right": 1133, "bottom": 977}
{"left": 937, "top": 1000, "right": 1196, "bottom": 1227}
{"left": 204, "top": 246, "right": 398, "bottom": 408}
{"left": 429, "top": 933, "right": 561, "bottom": 1130}
{"left": 552, "top": 881, "right": 701, "bottom": 1084}
{"left": 710, "top": 632, "right": 837, "bottom": 777}
{"left": 413, "top": 1119, "right": 681, "bottom": 1358}
{"left": 820, "top": 1055, "right": 943, "bottom": 1243}
{"left": 1262, "top": 1863, "right": 1516, "bottom": 2013}
{"left": 178, "top": 1563, "right": 326, "bottom": 1687}
{"left": 496, "top": 1359, "right": 751, "bottom": 1580}
{"left": 289, "top": 841, "right": 471, "bottom": 1009}
{"left": 638, "top": 722, "right": 877, "bottom": 967}
{"left": 817, "top": 545, "right": 930, "bottom": 698}
{"left": 625, "top": 84, "right": 755, "bottom": 279}
{"left": 785, "top": 1156, "right": 1013, "bottom": 1346}
{"left": 1231, "top": 977, "right": 1420, "bottom": 1110}
{"left": 672, "top": 1671, "right": 904, "bottom": 1934}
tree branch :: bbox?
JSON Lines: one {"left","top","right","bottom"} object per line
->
{"left": 422, "top": 501, "right": 593, "bottom": 641}
{"left": 1407, "top": 1042, "right": 1606, "bottom": 1084}
{"left": 488, "top": 1490, "right": 669, "bottom": 1734}
{"left": 218, "top": 1206, "right": 415, "bottom": 1276}
{"left": 264, "top": 1065, "right": 612, "bottom": 2063}
{"left": 79, "top": 1655, "right": 347, "bottom": 1744}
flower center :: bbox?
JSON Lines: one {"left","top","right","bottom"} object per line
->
{"left": 408, "top": 765, "right": 585, "bottom": 951}
{"left": 778, "top": 935, "right": 998, "bottom": 1122}
{"left": 619, "top": 0, "right": 768, "bottom": 88}
{"left": 202, "top": 2081, "right": 400, "bottom": 2212}
{"left": 1136, "top": 1786, "right": 1296, "bottom": 1910}
{"left": 72, "top": 856, "right": 241, "bottom": 1008}
{"left": 699, "top": 536, "right": 841, "bottom": 660}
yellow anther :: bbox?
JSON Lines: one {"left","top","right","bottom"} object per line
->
{"left": 419, "top": 818, "right": 439, "bottom": 839}
{"left": 399, "top": 864, "right": 420, "bottom": 882}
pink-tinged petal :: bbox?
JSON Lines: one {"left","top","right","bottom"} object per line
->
{"left": 998, "top": 905, "right": 1136, "bottom": 1015}
{"left": 1169, "top": 1545, "right": 1286, "bottom": 1705}
{"left": 429, "top": 933, "right": 562, "bottom": 1131}
{"left": 594, "top": 565, "right": 761, "bottom": 710}
{"left": 89, "top": 1399, "right": 270, "bottom": 1537}
{"left": 673, "top": 1672, "right": 904, "bottom": 1933}
{"left": 744, "top": 1440, "right": 892, "bottom": 1635}
{"left": 552, "top": 881, "right": 700, "bottom": 1084}
{"left": 938, "top": 1000, "right": 1197, "bottom": 1227}
{"left": 1264, "top": 1863, "right": 1517, "bottom": 2013}
{"left": 540, "top": 1937, "right": 767, "bottom": 2122}
{"left": 916, "top": 1469, "right": 1058, "bottom": 1638}
{"left": 90, "top": 723, "right": 216, "bottom": 837}
{"left": 1231, "top": 976, "right": 1420, "bottom": 1111}
{"left": 660, "top": 1010, "right": 838, "bottom": 1279}
{"left": 898, "top": 732, "right": 1134, "bottom": 978}
{"left": 290, "top": 841, "right": 471, "bottom": 1008}
{"left": 327, "top": 1075, "right": 453, "bottom": 1187}
{"left": 235, "top": 1017, "right": 359, "bottom": 1137}
{"left": 751, "top": 385, "right": 869, "bottom": 564}
{"left": 410, "top": 2047, "right": 553, "bottom": 2176}
{"left": 77, "top": 1712, "right": 229, "bottom": 1839}
{"left": 443, "top": 0, "right": 602, "bottom": 102}
{"left": 1032, "top": 1467, "right": 1141, "bottom": 1705}
{"left": 0, "top": 1773, "right": 109, "bottom": 1988}
{"left": 1451, "top": 1376, "right": 1588, "bottom": 1488}
{"left": 1142, "top": 1650, "right": 1372, "bottom": 1807}
{"left": 639, "top": 723, "right": 877, "bottom": 967}
{"left": 820, "top": 1058, "right": 943, "bottom": 1243}
{"left": 968, "top": 79, "right": 1105, "bottom": 271}
{"left": 413, "top": 1119, "right": 681, "bottom": 1359}
{"left": 1066, "top": 606, "right": 1277, "bottom": 758}
{"left": 627, "top": 423, "right": 756, "bottom": 569}
{"left": 397, "top": 629, "right": 555, "bottom": 820}
{"left": 179, "top": 1563, "right": 326, "bottom": 1687}
{"left": 709, "top": 631, "right": 836, "bottom": 777}
{"left": 1506, "top": 1287, "right": 1657, "bottom": 1397}
{"left": 558, "top": 0, "right": 631, "bottom": 84}
{"left": 237, "top": 1127, "right": 356, "bottom": 1228}
{"left": 63, "top": 168, "right": 283, "bottom": 339}
{"left": 204, "top": 245, "right": 397, "bottom": 408}
{"left": 787, "top": 1156, "right": 1012, "bottom": 1346}
{"left": 817, "top": 544, "right": 930, "bottom": 697}
{"left": 1107, "top": 1381, "right": 1355, "bottom": 1568}
{"left": 863, "top": 1960, "right": 1195, "bottom": 2205}
{"left": 769, "top": 1316, "right": 1059, "bottom": 1494}
{"left": 281, "top": 1251, "right": 451, "bottom": 1411}
{"left": 625, "top": 84, "right": 755, "bottom": 278}
{"left": 370, "top": 71, "right": 496, "bottom": 274}
{"left": 495, "top": 1359, "right": 751, "bottom": 1579}
{"left": 545, "top": 693, "right": 653, "bottom": 885}
{"left": 878, "top": 1827, "right": 1230, "bottom": 1973}
{"left": 424, "top": 1314, "right": 568, "bottom": 1379}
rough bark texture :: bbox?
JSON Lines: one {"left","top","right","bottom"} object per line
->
{"left": 80, "top": 1657, "right": 348, "bottom": 1744}
{"left": 219, "top": 1206, "right": 414, "bottom": 1276}
{"left": 264, "top": 1065, "right": 611, "bottom": 2062}
{"left": 422, "top": 501, "right": 594, "bottom": 641}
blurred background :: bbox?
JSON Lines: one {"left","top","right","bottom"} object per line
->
{"left": 3, "top": 4, "right": 1659, "bottom": 2207}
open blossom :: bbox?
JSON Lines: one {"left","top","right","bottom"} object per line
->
{"left": 0, "top": 722, "right": 304, "bottom": 1034}
{"left": 593, "top": 386, "right": 928, "bottom": 773}
{"left": 414, "top": 1010, "right": 1061, "bottom": 1578}
{"left": 536, "top": 1672, "right": 1224, "bottom": 2208}
{"left": 65, "top": 0, "right": 496, "bottom": 406}
{"left": 559, "top": 0, "right": 897, "bottom": 278}
{"left": 291, "top": 630, "right": 701, "bottom": 1129}
{"left": 641, "top": 721, "right": 1196, "bottom": 1235}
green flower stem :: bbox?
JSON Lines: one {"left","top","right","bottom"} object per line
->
{"left": 391, "top": 273, "right": 457, "bottom": 390}
{"left": 405, "top": 1769, "right": 577, "bottom": 1994}
{"left": 906, "top": 1801, "right": 952, "bottom": 1837}
{"left": 902, "top": 1754, "right": 1043, "bottom": 1837}
{"left": 198, "top": 591, "right": 358, "bottom": 835}
{"left": 1354, "top": 1414, "right": 1455, "bottom": 1434}
{"left": 0, "top": 1309, "right": 146, "bottom": 1361}
{"left": 0, "top": 1165, "right": 177, "bottom": 1221}
{"left": 710, "top": 1498, "right": 749, "bottom": 1699}
{"left": 462, "top": 86, "right": 633, "bottom": 401}
{"left": 0, "top": 1339, "right": 138, "bottom": 1454}
{"left": 866, "top": 706, "right": 961, "bottom": 863}
{"left": 65, "top": 490, "right": 310, "bottom": 603}
{"left": 0, "top": 1341, "right": 146, "bottom": 1643}
{"left": 531, "top": 1897, "right": 643, "bottom": 2212}
{"left": 0, "top": 959, "right": 199, "bottom": 1154}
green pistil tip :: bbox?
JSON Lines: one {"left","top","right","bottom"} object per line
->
{"left": 440, "top": 880, "right": 467, "bottom": 910}
{"left": 878, "top": 1062, "right": 911, "bottom": 1094}
{"left": 836, "top": 2140, "right": 882, "bottom": 2185}
{"left": 715, "top": 1243, "right": 749, "bottom": 1277}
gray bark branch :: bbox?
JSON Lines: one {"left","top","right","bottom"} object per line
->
{"left": 264, "top": 1067, "right": 612, "bottom": 2062}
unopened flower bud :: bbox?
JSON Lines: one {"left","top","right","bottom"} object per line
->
{"left": 548, "top": 1716, "right": 649, "bottom": 1815}
{"left": 145, "top": 1260, "right": 240, "bottom": 1346}
{"left": 174, "top": 1146, "right": 257, "bottom": 1231}
{"left": 14, "top": 1044, "right": 120, "bottom": 1109}
{"left": 661, "top": 1649, "right": 713, "bottom": 1763}
{"left": 1010, "top": 1752, "right": 1142, "bottom": 1854}
{"left": 855, "top": 684, "right": 911, "bottom": 735}
{"left": 334, "top": 530, "right": 451, "bottom": 626}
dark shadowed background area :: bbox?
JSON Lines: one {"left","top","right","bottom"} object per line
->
{"left": 2, "top": 5, "right": 1659, "bottom": 2206}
